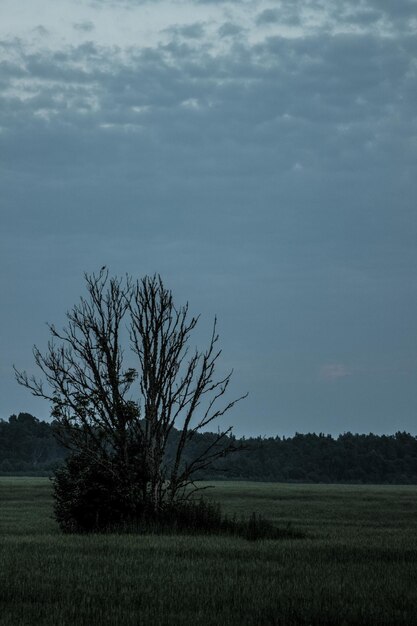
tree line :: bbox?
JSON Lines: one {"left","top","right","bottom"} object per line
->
{"left": 1, "top": 412, "right": 416, "bottom": 484}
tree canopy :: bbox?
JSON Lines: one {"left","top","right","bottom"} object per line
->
{"left": 14, "top": 271, "right": 246, "bottom": 530}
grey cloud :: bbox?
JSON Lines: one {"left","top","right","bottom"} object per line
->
{"left": 0, "top": 31, "right": 415, "bottom": 253}
{"left": 8, "top": 23, "right": 417, "bottom": 438}
{"left": 32, "top": 25, "right": 49, "bottom": 37}
{"left": 192, "top": 0, "right": 248, "bottom": 3}
{"left": 73, "top": 21, "right": 95, "bottom": 33}
{"left": 1, "top": 17, "right": 417, "bottom": 433}
{"left": 0, "top": 59, "right": 28, "bottom": 79}
{"left": 85, "top": 0, "right": 141, "bottom": 7}
{"left": 250, "top": 0, "right": 417, "bottom": 36}
{"left": 369, "top": 0, "right": 417, "bottom": 21}
{"left": 87, "top": 0, "right": 248, "bottom": 6}
{"left": 164, "top": 22, "right": 206, "bottom": 39}
{"left": 256, "top": 9, "right": 280, "bottom": 25}
{"left": 1, "top": 28, "right": 415, "bottom": 183}
{"left": 218, "top": 22, "right": 244, "bottom": 38}
{"left": 256, "top": 5, "right": 302, "bottom": 27}
{"left": 343, "top": 9, "right": 380, "bottom": 27}
{"left": 326, "top": 0, "right": 417, "bottom": 32}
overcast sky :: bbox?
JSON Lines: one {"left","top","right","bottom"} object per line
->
{"left": 1, "top": 0, "right": 416, "bottom": 437}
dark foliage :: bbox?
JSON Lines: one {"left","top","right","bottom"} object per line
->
{"left": 53, "top": 451, "right": 148, "bottom": 532}
{"left": 54, "top": 462, "right": 293, "bottom": 540}
{"left": 1, "top": 414, "right": 417, "bottom": 484}
{"left": 170, "top": 429, "right": 417, "bottom": 485}
{"left": 147, "top": 499, "right": 303, "bottom": 540}
{"left": 0, "top": 413, "right": 66, "bottom": 474}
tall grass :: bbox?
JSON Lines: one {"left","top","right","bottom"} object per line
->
{"left": 1, "top": 478, "right": 416, "bottom": 625}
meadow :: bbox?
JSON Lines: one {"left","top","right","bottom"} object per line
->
{"left": 0, "top": 478, "right": 416, "bottom": 625}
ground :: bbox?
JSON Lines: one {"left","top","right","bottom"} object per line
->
{"left": 0, "top": 478, "right": 416, "bottom": 625}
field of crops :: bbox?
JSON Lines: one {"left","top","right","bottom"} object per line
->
{"left": 1, "top": 478, "right": 416, "bottom": 625}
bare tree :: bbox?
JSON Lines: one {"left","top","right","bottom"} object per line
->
{"left": 15, "top": 270, "right": 246, "bottom": 519}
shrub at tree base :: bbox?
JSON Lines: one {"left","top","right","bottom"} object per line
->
{"left": 53, "top": 452, "right": 148, "bottom": 533}
{"left": 138, "top": 502, "right": 305, "bottom": 541}
{"left": 53, "top": 453, "right": 302, "bottom": 540}
{"left": 135, "top": 501, "right": 293, "bottom": 541}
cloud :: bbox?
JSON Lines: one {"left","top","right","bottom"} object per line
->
{"left": 218, "top": 22, "right": 244, "bottom": 38}
{"left": 1, "top": 23, "right": 415, "bottom": 206}
{"left": 327, "top": 0, "right": 417, "bottom": 34}
{"left": 165, "top": 22, "right": 206, "bottom": 39}
{"left": 73, "top": 21, "right": 95, "bottom": 33}
{"left": 256, "top": 6, "right": 302, "bottom": 27}
{"left": 367, "top": 0, "right": 417, "bottom": 23}
{"left": 340, "top": 8, "right": 380, "bottom": 27}
{"left": 1, "top": 0, "right": 417, "bottom": 435}
{"left": 192, "top": 0, "right": 248, "bottom": 3}
{"left": 319, "top": 364, "right": 352, "bottom": 381}
{"left": 0, "top": 26, "right": 414, "bottom": 266}
{"left": 256, "top": 9, "right": 280, "bottom": 25}
{"left": 32, "top": 25, "right": 50, "bottom": 37}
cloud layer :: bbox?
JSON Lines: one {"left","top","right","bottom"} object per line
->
{"left": 1, "top": 0, "right": 416, "bottom": 435}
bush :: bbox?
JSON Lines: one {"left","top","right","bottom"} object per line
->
{"left": 122, "top": 498, "right": 305, "bottom": 541}
{"left": 54, "top": 454, "right": 305, "bottom": 540}
{"left": 53, "top": 452, "right": 146, "bottom": 533}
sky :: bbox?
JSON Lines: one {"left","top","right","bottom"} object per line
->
{"left": 1, "top": 0, "right": 417, "bottom": 437}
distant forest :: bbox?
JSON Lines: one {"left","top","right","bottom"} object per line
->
{"left": 1, "top": 413, "right": 417, "bottom": 484}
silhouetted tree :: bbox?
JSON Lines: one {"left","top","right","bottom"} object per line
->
{"left": 15, "top": 270, "right": 246, "bottom": 530}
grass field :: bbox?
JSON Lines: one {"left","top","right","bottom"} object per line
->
{"left": 1, "top": 478, "right": 416, "bottom": 625}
